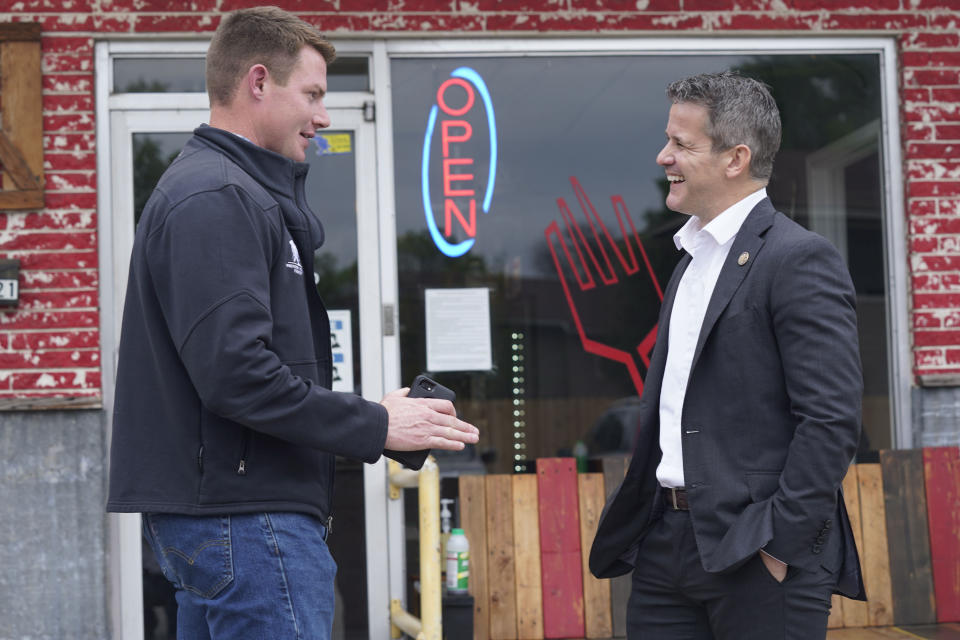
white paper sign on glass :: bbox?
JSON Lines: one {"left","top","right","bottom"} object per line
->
{"left": 425, "top": 287, "right": 492, "bottom": 372}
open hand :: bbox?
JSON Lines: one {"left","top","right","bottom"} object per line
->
{"left": 380, "top": 388, "right": 479, "bottom": 451}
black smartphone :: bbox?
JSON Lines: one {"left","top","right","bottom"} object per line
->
{"left": 407, "top": 374, "right": 456, "bottom": 402}
{"left": 382, "top": 375, "right": 456, "bottom": 470}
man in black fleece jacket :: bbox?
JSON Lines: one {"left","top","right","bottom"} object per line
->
{"left": 106, "top": 7, "right": 478, "bottom": 639}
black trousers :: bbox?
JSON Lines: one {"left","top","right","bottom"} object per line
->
{"left": 627, "top": 508, "right": 838, "bottom": 640}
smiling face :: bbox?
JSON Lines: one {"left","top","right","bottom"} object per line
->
{"left": 256, "top": 45, "right": 331, "bottom": 162}
{"left": 656, "top": 101, "right": 736, "bottom": 224}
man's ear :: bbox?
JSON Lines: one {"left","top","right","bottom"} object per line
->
{"left": 246, "top": 64, "right": 269, "bottom": 100}
{"left": 725, "top": 144, "right": 752, "bottom": 179}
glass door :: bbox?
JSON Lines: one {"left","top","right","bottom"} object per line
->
{"left": 106, "top": 107, "right": 384, "bottom": 640}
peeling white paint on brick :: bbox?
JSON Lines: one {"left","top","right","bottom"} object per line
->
{"left": 941, "top": 236, "right": 960, "bottom": 253}
{"left": 938, "top": 310, "right": 960, "bottom": 326}
{"left": 48, "top": 175, "right": 95, "bottom": 192}
{"left": 36, "top": 373, "right": 58, "bottom": 388}
{"left": 654, "top": 14, "right": 695, "bottom": 28}
{"left": 72, "top": 371, "right": 89, "bottom": 387}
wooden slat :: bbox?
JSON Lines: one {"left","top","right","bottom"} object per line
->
{"left": 513, "top": 474, "right": 544, "bottom": 640}
{"left": 601, "top": 455, "right": 631, "bottom": 638}
{"left": 0, "top": 129, "right": 42, "bottom": 189}
{"left": 924, "top": 446, "right": 960, "bottom": 623}
{"left": 858, "top": 463, "right": 894, "bottom": 626}
{"left": 828, "top": 594, "right": 845, "bottom": 629}
{"left": 459, "top": 474, "right": 489, "bottom": 640}
{"left": 578, "top": 473, "right": 612, "bottom": 639}
{"left": 0, "top": 189, "right": 42, "bottom": 209}
{"left": 486, "top": 475, "right": 518, "bottom": 640}
{"left": 827, "top": 628, "right": 926, "bottom": 639}
{"left": 880, "top": 449, "right": 936, "bottom": 625}
{"left": 0, "top": 22, "right": 42, "bottom": 41}
{"left": 537, "top": 458, "right": 585, "bottom": 639}
{"left": 1, "top": 35, "right": 44, "bottom": 210}
{"left": 843, "top": 465, "right": 870, "bottom": 628}
{"left": 890, "top": 623, "right": 960, "bottom": 639}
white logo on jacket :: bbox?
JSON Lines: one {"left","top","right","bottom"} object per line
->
{"left": 286, "top": 240, "right": 303, "bottom": 275}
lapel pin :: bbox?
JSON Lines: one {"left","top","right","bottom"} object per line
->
{"left": 737, "top": 251, "right": 749, "bottom": 266}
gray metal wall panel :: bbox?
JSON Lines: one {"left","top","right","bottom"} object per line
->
{"left": 0, "top": 410, "right": 108, "bottom": 640}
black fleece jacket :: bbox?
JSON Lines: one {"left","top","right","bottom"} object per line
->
{"left": 107, "top": 125, "right": 388, "bottom": 521}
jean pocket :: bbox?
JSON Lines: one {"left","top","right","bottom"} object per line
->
{"left": 147, "top": 513, "right": 234, "bottom": 599}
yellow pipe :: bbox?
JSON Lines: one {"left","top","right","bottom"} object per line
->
{"left": 390, "top": 599, "right": 422, "bottom": 638}
{"left": 387, "top": 456, "right": 442, "bottom": 640}
{"left": 388, "top": 459, "right": 421, "bottom": 500}
{"left": 418, "top": 456, "right": 441, "bottom": 640}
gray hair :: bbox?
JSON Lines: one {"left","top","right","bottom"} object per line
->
{"left": 666, "top": 71, "right": 782, "bottom": 181}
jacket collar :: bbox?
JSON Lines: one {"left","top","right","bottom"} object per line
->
{"left": 192, "top": 124, "right": 310, "bottom": 198}
{"left": 191, "top": 124, "right": 325, "bottom": 250}
{"left": 688, "top": 197, "right": 776, "bottom": 369}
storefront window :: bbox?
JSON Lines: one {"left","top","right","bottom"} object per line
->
{"left": 392, "top": 52, "right": 888, "bottom": 475}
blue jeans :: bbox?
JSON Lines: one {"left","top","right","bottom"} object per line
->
{"left": 142, "top": 512, "right": 336, "bottom": 640}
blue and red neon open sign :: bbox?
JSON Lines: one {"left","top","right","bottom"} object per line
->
{"left": 421, "top": 67, "right": 497, "bottom": 258}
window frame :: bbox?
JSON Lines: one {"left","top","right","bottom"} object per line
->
{"left": 382, "top": 35, "right": 909, "bottom": 451}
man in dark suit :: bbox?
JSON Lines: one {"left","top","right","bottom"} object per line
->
{"left": 589, "top": 71, "right": 865, "bottom": 639}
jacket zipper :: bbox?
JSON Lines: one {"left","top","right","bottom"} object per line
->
{"left": 237, "top": 429, "right": 250, "bottom": 475}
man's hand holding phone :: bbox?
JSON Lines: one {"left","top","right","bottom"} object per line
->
{"left": 380, "top": 375, "right": 479, "bottom": 469}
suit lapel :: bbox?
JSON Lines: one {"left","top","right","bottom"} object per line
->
{"left": 689, "top": 199, "right": 776, "bottom": 371}
{"left": 646, "top": 252, "right": 691, "bottom": 393}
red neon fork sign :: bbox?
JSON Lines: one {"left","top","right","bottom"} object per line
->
{"left": 545, "top": 176, "right": 663, "bottom": 396}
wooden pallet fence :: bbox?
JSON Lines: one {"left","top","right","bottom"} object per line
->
{"left": 601, "top": 456, "right": 631, "bottom": 638}
{"left": 858, "top": 463, "right": 895, "bottom": 626}
{"left": 457, "top": 449, "right": 960, "bottom": 638}
{"left": 841, "top": 464, "right": 870, "bottom": 628}
{"left": 487, "top": 474, "right": 518, "bottom": 639}
{"left": 459, "top": 474, "right": 490, "bottom": 640}
{"left": 923, "top": 446, "right": 960, "bottom": 623}
{"left": 880, "top": 449, "right": 936, "bottom": 625}
{"left": 537, "top": 458, "right": 585, "bottom": 639}
{"left": 512, "top": 474, "right": 543, "bottom": 640}
{"left": 578, "top": 472, "right": 613, "bottom": 639}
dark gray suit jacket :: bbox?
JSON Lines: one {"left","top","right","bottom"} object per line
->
{"left": 589, "top": 198, "right": 866, "bottom": 600}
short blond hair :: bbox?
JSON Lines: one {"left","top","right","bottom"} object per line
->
{"left": 206, "top": 6, "right": 336, "bottom": 107}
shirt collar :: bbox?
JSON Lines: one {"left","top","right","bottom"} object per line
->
{"left": 673, "top": 187, "right": 768, "bottom": 252}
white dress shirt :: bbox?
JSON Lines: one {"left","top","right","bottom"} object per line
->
{"left": 656, "top": 188, "right": 768, "bottom": 489}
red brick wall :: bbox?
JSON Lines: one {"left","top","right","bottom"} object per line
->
{"left": 0, "top": 0, "right": 957, "bottom": 402}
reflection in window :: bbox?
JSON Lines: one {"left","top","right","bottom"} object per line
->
{"left": 131, "top": 132, "right": 191, "bottom": 225}
{"left": 392, "top": 53, "right": 889, "bottom": 476}
{"left": 114, "top": 58, "right": 206, "bottom": 93}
